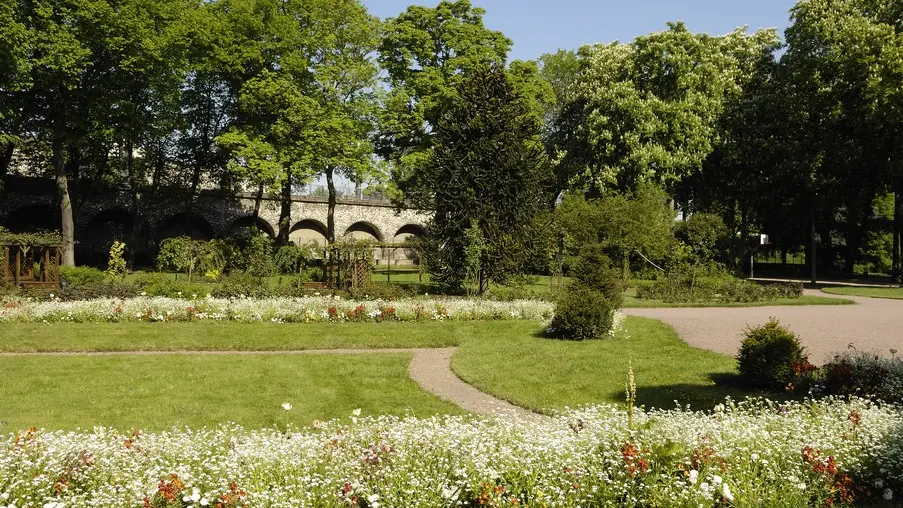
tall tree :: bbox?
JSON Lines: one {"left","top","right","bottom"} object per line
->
{"left": 377, "top": 0, "right": 510, "bottom": 197}
{"left": 411, "top": 65, "right": 550, "bottom": 293}
{"left": 556, "top": 23, "right": 778, "bottom": 199}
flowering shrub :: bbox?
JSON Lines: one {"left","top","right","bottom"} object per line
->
{"left": 737, "top": 319, "right": 810, "bottom": 390}
{"left": 819, "top": 347, "right": 903, "bottom": 404}
{"left": 0, "top": 295, "right": 554, "bottom": 324}
{"left": 0, "top": 398, "right": 899, "bottom": 507}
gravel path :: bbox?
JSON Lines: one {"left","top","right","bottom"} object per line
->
{"left": 624, "top": 290, "right": 903, "bottom": 363}
{"left": 0, "top": 347, "right": 546, "bottom": 420}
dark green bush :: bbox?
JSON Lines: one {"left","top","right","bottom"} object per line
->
{"left": 60, "top": 282, "right": 140, "bottom": 301}
{"left": 133, "top": 273, "right": 209, "bottom": 298}
{"left": 570, "top": 245, "right": 623, "bottom": 305}
{"left": 821, "top": 349, "right": 903, "bottom": 403}
{"left": 210, "top": 272, "right": 274, "bottom": 299}
{"left": 548, "top": 284, "right": 618, "bottom": 340}
{"left": 60, "top": 265, "right": 107, "bottom": 286}
{"left": 737, "top": 319, "right": 809, "bottom": 389}
{"left": 483, "top": 285, "right": 550, "bottom": 302}
{"left": 635, "top": 274, "right": 795, "bottom": 304}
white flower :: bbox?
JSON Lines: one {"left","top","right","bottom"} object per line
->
{"left": 712, "top": 475, "right": 723, "bottom": 485}
{"left": 875, "top": 479, "right": 884, "bottom": 488}
{"left": 700, "top": 482, "right": 711, "bottom": 497}
{"left": 750, "top": 453, "right": 759, "bottom": 461}
{"left": 0, "top": 493, "right": 8, "bottom": 501}
{"left": 190, "top": 489, "right": 201, "bottom": 502}
{"left": 688, "top": 469, "right": 698, "bottom": 485}
{"left": 367, "top": 494, "right": 379, "bottom": 504}
{"left": 140, "top": 291, "right": 147, "bottom": 296}
{"left": 200, "top": 498, "right": 209, "bottom": 506}
{"left": 722, "top": 483, "right": 734, "bottom": 502}
{"left": 352, "top": 408, "right": 361, "bottom": 416}
{"left": 281, "top": 402, "right": 292, "bottom": 411}
{"left": 885, "top": 489, "right": 894, "bottom": 501}
{"left": 797, "top": 482, "right": 807, "bottom": 490}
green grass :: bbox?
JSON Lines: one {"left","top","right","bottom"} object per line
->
{"left": 822, "top": 286, "right": 903, "bottom": 300}
{"left": 0, "top": 353, "right": 463, "bottom": 431}
{"left": 0, "top": 321, "right": 479, "bottom": 352}
{"left": 452, "top": 316, "right": 771, "bottom": 412}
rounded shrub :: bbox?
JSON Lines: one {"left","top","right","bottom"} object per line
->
{"left": 737, "top": 319, "right": 808, "bottom": 389}
{"left": 548, "top": 284, "right": 617, "bottom": 340}
{"left": 60, "top": 265, "right": 107, "bottom": 287}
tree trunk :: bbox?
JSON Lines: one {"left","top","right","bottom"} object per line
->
{"left": 478, "top": 266, "right": 489, "bottom": 295}
{"left": 326, "top": 166, "right": 336, "bottom": 244}
{"left": 894, "top": 183, "right": 903, "bottom": 284}
{"left": 809, "top": 208, "right": 817, "bottom": 284}
{"left": 0, "top": 141, "right": 13, "bottom": 200}
{"left": 127, "top": 140, "right": 139, "bottom": 269}
{"left": 53, "top": 134, "right": 75, "bottom": 266}
{"left": 277, "top": 169, "right": 292, "bottom": 245}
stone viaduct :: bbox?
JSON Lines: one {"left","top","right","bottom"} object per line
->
{"left": 0, "top": 176, "right": 429, "bottom": 266}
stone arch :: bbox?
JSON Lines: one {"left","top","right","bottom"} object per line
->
{"left": 289, "top": 219, "right": 328, "bottom": 246}
{"left": 227, "top": 215, "right": 276, "bottom": 238}
{"left": 82, "top": 208, "right": 134, "bottom": 254}
{"left": 391, "top": 224, "right": 425, "bottom": 266}
{"left": 158, "top": 212, "right": 214, "bottom": 242}
{"left": 393, "top": 223, "right": 426, "bottom": 243}
{"left": 344, "top": 221, "right": 383, "bottom": 242}
{"left": 2, "top": 203, "right": 60, "bottom": 233}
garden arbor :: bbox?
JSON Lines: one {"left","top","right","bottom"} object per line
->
{"left": 2, "top": 241, "right": 63, "bottom": 289}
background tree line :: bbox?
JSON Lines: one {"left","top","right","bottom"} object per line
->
{"left": 1, "top": 0, "right": 901, "bottom": 286}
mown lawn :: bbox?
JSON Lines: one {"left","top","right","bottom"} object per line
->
{"left": 0, "top": 318, "right": 778, "bottom": 429}
{"left": 822, "top": 285, "right": 903, "bottom": 300}
{"left": 0, "top": 321, "right": 479, "bottom": 352}
{"left": 452, "top": 316, "right": 770, "bottom": 412}
{"left": 0, "top": 353, "right": 463, "bottom": 431}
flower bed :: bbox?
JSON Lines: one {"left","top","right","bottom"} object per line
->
{"left": 0, "top": 295, "right": 555, "bottom": 324}
{"left": 0, "top": 398, "right": 899, "bottom": 507}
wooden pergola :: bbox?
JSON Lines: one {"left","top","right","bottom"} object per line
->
{"left": 2, "top": 242, "right": 63, "bottom": 289}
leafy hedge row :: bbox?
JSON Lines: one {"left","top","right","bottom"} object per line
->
{"left": 636, "top": 276, "right": 803, "bottom": 303}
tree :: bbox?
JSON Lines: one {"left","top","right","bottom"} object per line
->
{"left": 220, "top": 0, "right": 380, "bottom": 244}
{"left": 0, "top": 0, "right": 30, "bottom": 199}
{"left": 556, "top": 184, "right": 675, "bottom": 280}
{"left": 377, "top": 0, "right": 510, "bottom": 197}
{"left": 556, "top": 23, "right": 778, "bottom": 199}
{"left": 412, "top": 65, "right": 550, "bottom": 293}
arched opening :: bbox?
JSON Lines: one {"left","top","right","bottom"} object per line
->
{"left": 228, "top": 216, "right": 276, "bottom": 238}
{"left": 158, "top": 212, "right": 214, "bottom": 242}
{"left": 392, "top": 224, "right": 425, "bottom": 266}
{"left": 344, "top": 221, "right": 383, "bottom": 242}
{"left": 3, "top": 204, "right": 60, "bottom": 233}
{"left": 289, "top": 219, "right": 328, "bottom": 246}
{"left": 82, "top": 209, "right": 135, "bottom": 266}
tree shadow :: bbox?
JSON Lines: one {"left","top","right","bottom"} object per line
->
{"left": 612, "top": 372, "right": 800, "bottom": 411}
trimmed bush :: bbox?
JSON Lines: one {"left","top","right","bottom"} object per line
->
{"left": 737, "top": 319, "right": 809, "bottom": 389}
{"left": 210, "top": 272, "right": 273, "bottom": 299}
{"left": 348, "top": 282, "right": 413, "bottom": 301}
{"left": 548, "top": 284, "right": 617, "bottom": 340}
{"left": 60, "top": 265, "right": 107, "bottom": 286}
{"left": 636, "top": 275, "right": 801, "bottom": 304}
{"left": 133, "top": 273, "right": 209, "bottom": 298}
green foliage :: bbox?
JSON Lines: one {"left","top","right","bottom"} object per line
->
{"left": 274, "top": 243, "right": 318, "bottom": 276}
{"left": 132, "top": 273, "right": 209, "bottom": 299}
{"left": 377, "top": 0, "right": 511, "bottom": 175}
{"left": 412, "top": 66, "right": 551, "bottom": 294}
{"left": 737, "top": 319, "right": 809, "bottom": 390}
{"left": 60, "top": 266, "right": 106, "bottom": 287}
{"left": 636, "top": 272, "right": 803, "bottom": 304}
{"left": 211, "top": 272, "right": 275, "bottom": 299}
{"left": 673, "top": 213, "right": 730, "bottom": 266}
{"left": 243, "top": 233, "right": 276, "bottom": 278}
{"left": 548, "top": 284, "right": 618, "bottom": 341}
{"left": 156, "top": 236, "right": 226, "bottom": 282}
{"left": 105, "top": 241, "right": 127, "bottom": 280}
{"left": 555, "top": 22, "right": 779, "bottom": 195}
{"left": 821, "top": 347, "right": 903, "bottom": 403}
{"left": 347, "top": 282, "right": 413, "bottom": 301}
{"left": 548, "top": 248, "right": 622, "bottom": 340}
{"left": 0, "top": 227, "right": 62, "bottom": 246}
{"left": 557, "top": 184, "right": 675, "bottom": 279}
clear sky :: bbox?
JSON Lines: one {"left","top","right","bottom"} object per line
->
{"left": 362, "top": 0, "right": 798, "bottom": 61}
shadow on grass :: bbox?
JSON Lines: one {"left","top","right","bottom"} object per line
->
{"left": 612, "top": 372, "right": 798, "bottom": 411}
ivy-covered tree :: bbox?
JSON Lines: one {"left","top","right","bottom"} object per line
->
{"left": 412, "top": 65, "right": 550, "bottom": 293}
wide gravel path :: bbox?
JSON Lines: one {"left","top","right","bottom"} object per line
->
{"left": 624, "top": 290, "right": 903, "bottom": 363}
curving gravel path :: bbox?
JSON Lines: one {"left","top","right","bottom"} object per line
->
{"left": 0, "top": 347, "right": 546, "bottom": 420}
{"left": 624, "top": 290, "right": 903, "bottom": 363}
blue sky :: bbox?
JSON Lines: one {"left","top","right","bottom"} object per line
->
{"left": 362, "top": 0, "right": 797, "bottom": 61}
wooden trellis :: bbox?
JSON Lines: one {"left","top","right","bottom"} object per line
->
{"left": 323, "top": 246, "right": 372, "bottom": 290}
{"left": 2, "top": 242, "right": 63, "bottom": 289}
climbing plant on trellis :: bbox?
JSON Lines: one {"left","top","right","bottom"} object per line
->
{"left": 1, "top": 227, "right": 64, "bottom": 289}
